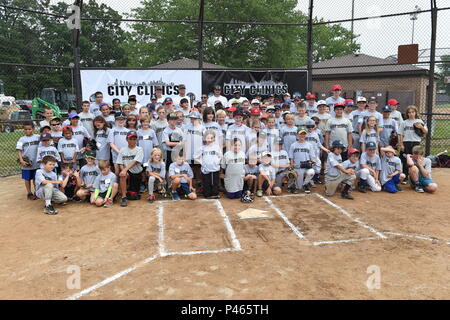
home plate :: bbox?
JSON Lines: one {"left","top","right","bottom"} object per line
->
{"left": 237, "top": 208, "right": 273, "bottom": 220}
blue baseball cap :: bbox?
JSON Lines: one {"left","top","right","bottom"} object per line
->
{"left": 332, "top": 140, "right": 345, "bottom": 148}
{"left": 382, "top": 105, "right": 392, "bottom": 112}
{"left": 68, "top": 113, "right": 80, "bottom": 119}
{"left": 366, "top": 141, "right": 377, "bottom": 150}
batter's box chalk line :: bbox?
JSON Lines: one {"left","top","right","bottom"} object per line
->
{"left": 67, "top": 199, "right": 241, "bottom": 300}
{"left": 67, "top": 194, "right": 448, "bottom": 300}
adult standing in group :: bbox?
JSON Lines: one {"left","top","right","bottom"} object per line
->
{"left": 325, "top": 84, "right": 345, "bottom": 117}
{"left": 207, "top": 85, "right": 228, "bottom": 108}
{"left": 172, "top": 84, "right": 190, "bottom": 108}
{"left": 227, "top": 90, "right": 247, "bottom": 107}
{"left": 90, "top": 91, "right": 104, "bottom": 117}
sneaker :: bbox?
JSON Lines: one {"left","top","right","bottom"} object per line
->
{"left": 103, "top": 198, "right": 113, "bottom": 208}
{"left": 43, "top": 205, "right": 58, "bottom": 215}
{"left": 27, "top": 193, "right": 35, "bottom": 200}
{"left": 358, "top": 182, "right": 367, "bottom": 193}
{"left": 395, "top": 184, "right": 403, "bottom": 192}
{"left": 120, "top": 197, "right": 128, "bottom": 207}
{"left": 171, "top": 191, "right": 181, "bottom": 201}
{"left": 415, "top": 185, "right": 425, "bottom": 193}
{"left": 256, "top": 189, "right": 263, "bottom": 197}
{"left": 72, "top": 197, "right": 83, "bottom": 203}
{"left": 140, "top": 184, "right": 146, "bottom": 193}
{"left": 303, "top": 183, "right": 311, "bottom": 194}
{"left": 341, "top": 192, "right": 354, "bottom": 200}
{"left": 147, "top": 194, "right": 155, "bottom": 203}
{"left": 287, "top": 187, "right": 295, "bottom": 193}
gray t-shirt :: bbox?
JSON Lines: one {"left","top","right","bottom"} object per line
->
{"left": 271, "top": 150, "right": 290, "bottom": 173}
{"left": 294, "top": 115, "right": 312, "bottom": 128}
{"left": 137, "top": 128, "right": 159, "bottom": 164}
{"left": 280, "top": 125, "right": 298, "bottom": 154}
{"left": 103, "top": 115, "right": 116, "bottom": 129}
{"left": 305, "top": 131, "right": 322, "bottom": 158}
{"left": 244, "top": 164, "right": 259, "bottom": 175}
{"left": 201, "top": 144, "right": 222, "bottom": 174}
{"left": 107, "top": 126, "right": 129, "bottom": 157}
{"left": 151, "top": 120, "right": 168, "bottom": 146}
{"left": 16, "top": 134, "right": 40, "bottom": 170}
{"left": 116, "top": 146, "right": 144, "bottom": 174}
{"left": 342, "top": 159, "right": 360, "bottom": 172}
{"left": 221, "top": 151, "right": 245, "bottom": 193}
{"left": 162, "top": 126, "right": 184, "bottom": 151}
{"left": 263, "top": 127, "right": 279, "bottom": 153}
{"left": 93, "top": 171, "right": 117, "bottom": 193}
{"left": 80, "top": 164, "right": 101, "bottom": 190}
{"left": 226, "top": 124, "right": 249, "bottom": 154}
{"left": 325, "top": 152, "right": 343, "bottom": 178}
{"left": 349, "top": 109, "right": 364, "bottom": 133}
{"left": 259, "top": 163, "right": 277, "bottom": 181}
{"left": 380, "top": 154, "right": 402, "bottom": 185}
{"left": 57, "top": 137, "right": 79, "bottom": 162}
{"left": 71, "top": 125, "right": 91, "bottom": 159}
{"left": 380, "top": 118, "right": 398, "bottom": 147}
{"left": 94, "top": 128, "right": 111, "bottom": 161}
{"left": 288, "top": 141, "right": 314, "bottom": 168}
{"left": 169, "top": 161, "right": 193, "bottom": 184}
{"left": 184, "top": 123, "right": 205, "bottom": 161}
{"left": 358, "top": 110, "right": 384, "bottom": 128}
{"left": 37, "top": 145, "right": 61, "bottom": 168}
{"left": 35, "top": 169, "right": 58, "bottom": 198}
{"left": 89, "top": 103, "right": 102, "bottom": 117}
{"left": 146, "top": 161, "right": 166, "bottom": 179}
{"left": 399, "top": 119, "right": 426, "bottom": 142}
{"left": 79, "top": 112, "right": 95, "bottom": 137}
{"left": 325, "top": 117, "right": 353, "bottom": 147}
{"left": 360, "top": 152, "right": 382, "bottom": 171}
{"left": 359, "top": 128, "right": 379, "bottom": 146}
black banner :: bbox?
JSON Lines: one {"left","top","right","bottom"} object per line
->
{"left": 201, "top": 70, "right": 308, "bottom": 100}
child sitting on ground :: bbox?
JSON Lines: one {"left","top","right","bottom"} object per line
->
{"left": 146, "top": 147, "right": 166, "bottom": 203}
{"left": 168, "top": 151, "right": 197, "bottom": 201}
{"left": 76, "top": 150, "right": 101, "bottom": 202}
{"left": 92, "top": 160, "right": 119, "bottom": 208}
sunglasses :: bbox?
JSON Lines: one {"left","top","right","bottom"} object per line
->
{"left": 306, "top": 125, "right": 315, "bottom": 129}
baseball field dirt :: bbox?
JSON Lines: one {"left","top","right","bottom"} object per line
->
{"left": 0, "top": 169, "right": 449, "bottom": 300}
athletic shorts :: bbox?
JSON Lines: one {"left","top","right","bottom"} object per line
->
{"left": 418, "top": 175, "right": 435, "bottom": 188}
{"left": 226, "top": 190, "right": 243, "bottom": 199}
{"left": 22, "top": 169, "right": 36, "bottom": 181}
{"left": 382, "top": 173, "right": 401, "bottom": 193}
{"left": 97, "top": 191, "right": 108, "bottom": 199}
{"left": 176, "top": 183, "right": 192, "bottom": 196}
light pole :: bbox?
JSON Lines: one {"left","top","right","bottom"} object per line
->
{"left": 410, "top": 5, "right": 421, "bottom": 44}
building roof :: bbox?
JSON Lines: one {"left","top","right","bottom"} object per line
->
{"left": 150, "top": 58, "right": 227, "bottom": 69}
{"left": 304, "top": 53, "right": 429, "bottom": 79}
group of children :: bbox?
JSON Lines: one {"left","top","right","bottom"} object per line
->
{"left": 16, "top": 85, "right": 438, "bottom": 215}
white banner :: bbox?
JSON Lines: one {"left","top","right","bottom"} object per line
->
{"left": 80, "top": 69, "right": 202, "bottom": 106}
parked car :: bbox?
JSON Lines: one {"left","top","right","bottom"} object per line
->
{"left": 0, "top": 109, "right": 32, "bottom": 133}
{"left": 15, "top": 100, "right": 33, "bottom": 112}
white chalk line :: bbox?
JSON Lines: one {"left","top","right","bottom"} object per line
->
{"left": 213, "top": 199, "right": 242, "bottom": 251}
{"left": 313, "top": 193, "right": 388, "bottom": 239}
{"left": 157, "top": 204, "right": 166, "bottom": 256}
{"left": 163, "top": 248, "right": 240, "bottom": 257}
{"left": 312, "top": 237, "right": 380, "bottom": 246}
{"left": 263, "top": 196, "right": 307, "bottom": 240}
{"left": 66, "top": 254, "right": 159, "bottom": 300}
{"left": 383, "top": 231, "right": 443, "bottom": 243}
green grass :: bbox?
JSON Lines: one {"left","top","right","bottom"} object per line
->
{"left": 435, "top": 104, "right": 450, "bottom": 109}
{"left": 0, "top": 130, "right": 39, "bottom": 177}
{"left": 431, "top": 119, "right": 450, "bottom": 139}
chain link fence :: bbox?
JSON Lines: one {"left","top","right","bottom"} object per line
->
{"left": 1, "top": 0, "right": 449, "bottom": 176}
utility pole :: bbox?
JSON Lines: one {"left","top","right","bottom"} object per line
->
{"left": 67, "top": 0, "right": 83, "bottom": 111}
{"left": 198, "top": 0, "right": 205, "bottom": 69}
{"left": 306, "top": 0, "right": 314, "bottom": 92}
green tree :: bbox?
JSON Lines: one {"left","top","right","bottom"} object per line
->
{"left": 126, "top": 0, "right": 360, "bottom": 68}
{"left": 437, "top": 55, "right": 450, "bottom": 96}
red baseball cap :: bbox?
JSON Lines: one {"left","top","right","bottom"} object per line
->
{"left": 348, "top": 148, "right": 360, "bottom": 155}
{"left": 305, "top": 93, "right": 317, "bottom": 100}
{"left": 387, "top": 99, "right": 399, "bottom": 106}
{"left": 344, "top": 99, "right": 354, "bottom": 106}
{"left": 228, "top": 107, "right": 236, "bottom": 112}
{"left": 250, "top": 108, "right": 261, "bottom": 115}
{"left": 331, "top": 84, "right": 343, "bottom": 91}
{"left": 333, "top": 103, "right": 345, "bottom": 109}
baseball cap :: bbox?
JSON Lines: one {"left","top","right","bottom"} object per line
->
{"left": 333, "top": 103, "right": 345, "bottom": 109}
{"left": 40, "top": 132, "right": 52, "bottom": 141}
{"left": 305, "top": 119, "right": 315, "bottom": 127}
{"left": 146, "top": 103, "right": 156, "bottom": 111}
{"left": 282, "top": 102, "right": 291, "bottom": 109}
{"left": 387, "top": 99, "right": 400, "bottom": 106}
{"left": 344, "top": 99, "right": 354, "bottom": 106}
{"left": 276, "top": 137, "right": 283, "bottom": 145}
{"left": 250, "top": 108, "right": 261, "bottom": 115}
{"left": 179, "top": 84, "right": 186, "bottom": 89}
{"left": 297, "top": 127, "right": 307, "bottom": 134}
{"left": 317, "top": 100, "right": 327, "bottom": 106}
{"left": 292, "top": 92, "right": 301, "bottom": 99}
{"left": 266, "top": 106, "right": 275, "bottom": 113}
{"left": 274, "top": 104, "right": 281, "bottom": 110}
{"left": 368, "top": 96, "right": 377, "bottom": 102}
{"left": 365, "top": 141, "right": 377, "bottom": 150}
{"left": 261, "top": 151, "right": 272, "bottom": 158}
{"left": 155, "top": 86, "right": 163, "bottom": 90}
{"left": 251, "top": 99, "right": 260, "bottom": 105}
{"left": 62, "top": 125, "right": 73, "bottom": 133}
{"left": 331, "top": 140, "right": 345, "bottom": 148}
{"left": 356, "top": 96, "right": 367, "bottom": 103}
{"left": 163, "top": 97, "right": 173, "bottom": 105}
{"left": 167, "top": 112, "right": 179, "bottom": 120}
{"left": 228, "top": 107, "right": 236, "bottom": 112}
{"left": 331, "top": 84, "right": 343, "bottom": 91}
{"left": 126, "top": 131, "right": 138, "bottom": 139}
{"left": 214, "top": 100, "right": 223, "bottom": 106}
{"left": 114, "top": 112, "right": 126, "bottom": 119}
{"left": 188, "top": 110, "right": 202, "bottom": 119}
{"left": 348, "top": 148, "right": 360, "bottom": 155}
{"left": 50, "top": 116, "right": 62, "bottom": 122}
{"left": 382, "top": 105, "right": 392, "bottom": 112}
{"left": 68, "top": 113, "right": 80, "bottom": 119}
{"left": 180, "top": 98, "right": 189, "bottom": 104}
{"left": 311, "top": 115, "right": 320, "bottom": 120}
{"left": 283, "top": 93, "right": 291, "bottom": 97}
{"left": 305, "top": 93, "right": 317, "bottom": 100}
{"left": 213, "top": 85, "right": 221, "bottom": 91}
{"left": 233, "top": 109, "right": 244, "bottom": 117}
{"left": 230, "top": 99, "right": 239, "bottom": 105}
{"left": 150, "top": 94, "right": 157, "bottom": 100}
{"left": 85, "top": 150, "right": 96, "bottom": 159}
{"left": 233, "top": 89, "right": 240, "bottom": 94}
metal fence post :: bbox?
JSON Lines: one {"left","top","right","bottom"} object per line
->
{"left": 72, "top": 0, "right": 83, "bottom": 111}
{"left": 197, "top": 0, "right": 205, "bottom": 69}
{"left": 425, "top": 0, "right": 437, "bottom": 156}
{"left": 306, "top": 0, "right": 314, "bottom": 93}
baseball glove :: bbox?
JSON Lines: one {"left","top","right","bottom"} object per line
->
{"left": 84, "top": 138, "right": 99, "bottom": 151}
{"left": 389, "top": 131, "right": 399, "bottom": 147}
{"left": 18, "top": 155, "right": 32, "bottom": 167}
{"left": 287, "top": 168, "right": 298, "bottom": 181}
{"left": 414, "top": 124, "right": 425, "bottom": 137}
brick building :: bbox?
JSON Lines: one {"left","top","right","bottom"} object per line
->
{"left": 308, "top": 53, "right": 435, "bottom": 113}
